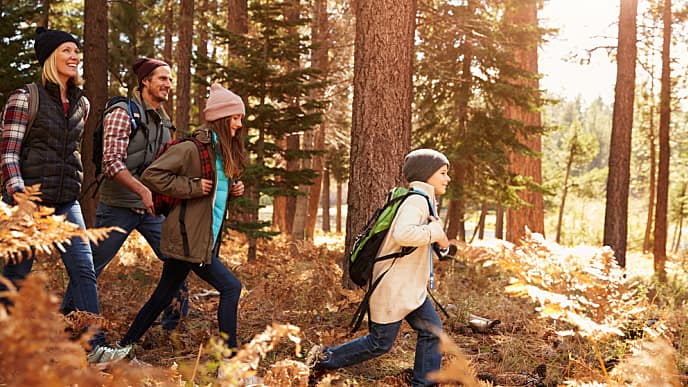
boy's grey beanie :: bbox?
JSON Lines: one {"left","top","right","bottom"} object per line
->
{"left": 402, "top": 149, "right": 449, "bottom": 183}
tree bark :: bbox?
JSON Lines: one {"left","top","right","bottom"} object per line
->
{"left": 322, "top": 167, "right": 331, "bottom": 232}
{"left": 345, "top": 0, "right": 416, "bottom": 286}
{"left": 305, "top": 0, "right": 329, "bottom": 239}
{"left": 643, "top": 104, "right": 656, "bottom": 253}
{"left": 336, "top": 181, "right": 343, "bottom": 233}
{"left": 175, "top": 0, "right": 194, "bottom": 131}
{"left": 162, "top": 2, "right": 175, "bottom": 117}
{"left": 80, "top": 0, "right": 108, "bottom": 227}
{"left": 227, "top": 0, "right": 248, "bottom": 35}
{"left": 556, "top": 138, "right": 576, "bottom": 244}
{"left": 195, "top": 0, "right": 210, "bottom": 124}
{"left": 505, "top": 0, "right": 545, "bottom": 244}
{"left": 653, "top": 0, "right": 670, "bottom": 280}
{"left": 604, "top": 0, "right": 638, "bottom": 268}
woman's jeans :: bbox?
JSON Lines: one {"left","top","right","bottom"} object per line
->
{"left": 320, "top": 297, "right": 442, "bottom": 387}
{"left": 61, "top": 203, "right": 188, "bottom": 330}
{"left": 0, "top": 200, "right": 106, "bottom": 347}
{"left": 121, "top": 254, "right": 242, "bottom": 348}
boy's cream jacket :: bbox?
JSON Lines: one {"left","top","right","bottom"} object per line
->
{"left": 369, "top": 181, "right": 445, "bottom": 324}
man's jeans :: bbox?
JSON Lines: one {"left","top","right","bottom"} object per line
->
{"left": 320, "top": 297, "right": 442, "bottom": 387}
{"left": 61, "top": 203, "right": 188, "bottom": 330}
{"left": 120, "top": 254, "right": 242, "bottom": 348}
{"left": 0, "top": 200, "right": 108, "bottom": 347}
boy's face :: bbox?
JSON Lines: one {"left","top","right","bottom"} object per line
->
{"left": 426, "top": 164, "right": 450, "bottom": 195}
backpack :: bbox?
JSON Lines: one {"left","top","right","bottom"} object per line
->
{"left": 348, "top": 187, "right": 434, "bottom": 332}
{"left": 92, "top": 97, "right": 145, "bottom": 178}
{"left": 151, "top": 137, "right": 213, "bottom": 257}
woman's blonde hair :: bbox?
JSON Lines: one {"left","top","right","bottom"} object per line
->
{"left": 41, "top": 46, "right": 83, "bottom": 90}
{"left": 209, "top": 116, "right": 247, "bottom": 179}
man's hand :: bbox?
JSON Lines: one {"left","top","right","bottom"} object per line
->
{"left": 137, "top": 185, "right": 155, "bottom": 215}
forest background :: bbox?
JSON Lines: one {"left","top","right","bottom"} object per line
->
{"left": 3, "top": 0, "right": 688, "bottom": 386}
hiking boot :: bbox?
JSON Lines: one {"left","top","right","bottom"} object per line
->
{"left": 305, "top": 344, "right": 324, "bottom": 368}
{"left": 87, "top": 343, "right": 132, "bottom": 365}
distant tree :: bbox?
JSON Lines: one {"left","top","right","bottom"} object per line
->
{"left": 604, "top": 0, "right": 638, "bottom": 268}
{"left": 80, "top": 0, "right": 108, "bottom": 227}
{"left": 345, "top": 0, "right": 416, "bottom": 285}
{"left": 653, "top": 0, "right": 671, "bottom": 280}
{"left": 162, "top": 2, "right": 175, "bottom": 116}
{"left": 0, "top": 0, "right": 42, "bottom": 105}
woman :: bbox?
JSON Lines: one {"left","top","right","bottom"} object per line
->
{"left": 308, "top": 149, "right": 452, "bottom": 387}
{"left": 0, "top": 27, "right": 130, "bottom": 364}
{"left": 121, "top": 83, "right": 246, "bottom": 349}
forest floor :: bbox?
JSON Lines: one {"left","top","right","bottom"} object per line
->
{"left": 4, "top": 230, "right": 688, "bottom": 386}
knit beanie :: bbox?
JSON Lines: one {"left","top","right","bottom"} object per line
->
{"left": 403, "top": 149, "right": 449, "bottom": 183}
{"left": 133, "top": 57, "right": 169, "bottom": 88}
{"left": 203, "top": 83, "right": 245, "bottom": 122}
{"left": 34, "top": 27, "right": 80, "bottom": 66}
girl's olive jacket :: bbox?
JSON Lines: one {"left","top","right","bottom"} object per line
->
{"left": 140, "top": 128, "right": 224, "bottom": 265}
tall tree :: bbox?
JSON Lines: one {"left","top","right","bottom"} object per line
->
{"left": 227, "top": 0, "right": 249, "bottom": 34}
{"left": 162, "top": 2, "right": 175, "bottom": 118}
{"left": 604, "top": 0, "right": 638, "bottom": 268}
{"left": 305, "top": 0, "right": 330, "bottom": 239}
{"left": 0, "top": 0, "right": 41, "bottom": 105}
{"left": 80, "top": 0, "right": 108, "bottom": 227}
{"left": 504, "top": 0, "right": 545, "bottom": 244}
{"left": 345, "top": 0, "right": 416, "bottom": 284}
{"left": 653, "top": 0, "right": 671, "bottom": 280}
{"left": 195, "top": 0, "right": 210, "bottom": 124}
{"left": 175, "top": 0, "right": 194, "bottom": 130}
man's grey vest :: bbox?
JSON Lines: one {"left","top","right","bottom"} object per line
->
{"left": 99, "top": 96, "right": 172, "bottom": 209}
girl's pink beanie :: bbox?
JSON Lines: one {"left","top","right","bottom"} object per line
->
{"left": 203, "top": 83, "right": 245, "bottom": 122}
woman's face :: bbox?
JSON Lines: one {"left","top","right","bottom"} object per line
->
{"left": 55, "top": 42, "right": 80, "bottom": 82}
{"left": 229, "top": 114, "right": 243, "bottom": 138}
{"left": 426, "top": 164, "right": 451, "bottom": 195}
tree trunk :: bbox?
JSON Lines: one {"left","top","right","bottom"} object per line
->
{"left": 80, "top": 0, "right": 108, "bottom": 227}
{"left": 495, "top": 206, "right": 504, "bottom": 239}
{"left": 227, "top": 0, "right": 249, "bottom": 35}
{"left": 195, "top": 0, "right": 209, "bottom": 124}
{"left": 603, "top": 0, "right": 638, "bottom": 268}
{"left": 643, "top": 104, "right": 656, "bottom": 253}
{"left": 345, "top": 0, "right": 416, "bottom": 286}
{"left": 653, "top": 0, "right": 670, "bottom": 280}
{"left": 671, "top": 182, "right": 686, "bottom": 252}
{"left": 505, "top": 0, "right": 544, "bottom": 244}
{"left": 39, "top": 0, "right": 50, "bottom": 27}
{"left": 305, "top": 0, "right": 329, "bottom": 240}
{"left": 175, "top": 0, "right": 194, "bottom": 131}
{"left": 162, "top": 2, "right": 175, "bottom": 117}
{"left": 336, "top": 181, "right": 343, "bottom": 233}
{"left": 322, "top": 167, "right": 331, "bottom": 232}
{"left": 556, "top": 139, "right": 576, "bottom": 244}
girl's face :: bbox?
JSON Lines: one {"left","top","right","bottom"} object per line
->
{"left": 229, "top": 114, "right": 243, "bottom": 138}
{"left": 426, "top": 164, "right": 450, "bottom": 195}
{"left": 55, "top": 42, "right": 80, "bottom": 82}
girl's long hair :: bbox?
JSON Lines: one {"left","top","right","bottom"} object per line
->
{"left": 208, "top": 116, "right": 247, "bottom": 179}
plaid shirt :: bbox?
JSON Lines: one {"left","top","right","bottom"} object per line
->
{"left": 1, "top": 89, "right": 30, "bottom": 196}
{"left": 102, "top": 107, "right": 132, "bottom": 178}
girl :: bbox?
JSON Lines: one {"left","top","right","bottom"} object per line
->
{"left": 308, "top": 149, "right": 452, "bottom": 387}
{"left": 0, "top": 27, "right": 130, "bottom": 364}
{"left": 121, "top": 83, "right": 246, "bottom": 349}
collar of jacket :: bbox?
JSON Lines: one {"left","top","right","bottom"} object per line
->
{"left": 43, "top": 80, "right": 84, "bottom": 105}
{"left": 193, "top": 126, "right": 213, "bottom": 144}
{"left": 133, "top": 88, "right": 171, "bottom": 121}
{"left": 408, "top": 181, "right": 437, "bottom": 204}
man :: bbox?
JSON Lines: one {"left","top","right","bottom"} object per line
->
{"left": 62, "top": 58, "right": 188, "bottom": 330}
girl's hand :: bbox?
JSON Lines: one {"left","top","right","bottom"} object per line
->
{"left": 201, "top": 179, "right": 213, "bottom": 195}
{"left": 231, "top": 180, "right": 245, "bottom": 197}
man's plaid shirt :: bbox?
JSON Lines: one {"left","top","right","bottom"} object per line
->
{"left": 102, "top": 107, "right": 135, "bottom": 178}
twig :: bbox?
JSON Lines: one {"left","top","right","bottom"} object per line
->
{"left": 191, "top": 342, "right": 204, "bottom": 384}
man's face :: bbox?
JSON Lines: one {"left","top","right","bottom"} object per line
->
{"left": 142, "top": 65, "right": 172, "bottom": 105}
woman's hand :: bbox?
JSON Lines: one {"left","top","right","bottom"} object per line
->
{"left": 201, "top": 179, "right": 213, "bottom": 195}
{"left": 231, "top": 180, "right": 245, "bottom": 197}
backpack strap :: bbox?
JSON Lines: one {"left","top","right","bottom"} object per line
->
{"left": 25, "top": 82, "right": 39, "bottom": 138}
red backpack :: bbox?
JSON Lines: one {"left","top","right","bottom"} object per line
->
{"left": 151, "top": 138, "right": 213, "bottom": 257}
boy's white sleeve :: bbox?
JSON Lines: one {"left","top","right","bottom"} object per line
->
{"left": 390, "top": 195, "right": 443, "bottom": 247}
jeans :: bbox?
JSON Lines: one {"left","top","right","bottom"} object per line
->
{"left": 61, "top": 203, "right": 188, "bottom": 330}
{"left": 120, "top": 254, "right": 242, "bottom": 348}
{"left": 320, "top": 297, "right": 442, "bottom": 387}
{"left": 0, "top": 200, "right": 107, "bottom": 348}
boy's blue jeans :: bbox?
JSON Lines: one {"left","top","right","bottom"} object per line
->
{"left": 120, "top": 254, "right": 242, "bottom": 348}
{"left": 0, "top": 200, "right": 107, "bottom": 348}
{"left": 61, "top": 203, "right": 188, "bottom": 330}
{"left": 320, "top": 297, "right": 442, "bottom": 387}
